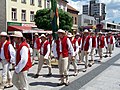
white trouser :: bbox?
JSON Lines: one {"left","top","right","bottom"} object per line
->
{"left": 90, "top": 48, "right": 95, "bottom": 60}
{"left": 98, "top": 48, "right": 103, "bottom": 58}
{"left": 58, "top": 55, "right": 69, "bottom": 83}
{"left": 1, "top": 59, "right": 12, "bottom": 83}
{"left": 37, "top": 55, "right": 52, "bottom": 74}
{"left": 12, "top": 71, "right": 28, "bottom": 90}
{"left": 68, "top": 55, "right": 78, "bottom": 73}
{"left": 107, "top": 44, "right": 113, "bottom": 54}
{"left": 81, "top": 50, "right": 89, "bottom": 67}
{"left": 33, "top": 49, "right": 40, "bottom": 59}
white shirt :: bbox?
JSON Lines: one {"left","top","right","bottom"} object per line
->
{"left": 0, "top": 41, "right": 16, "bottom": 64}
{"left": 15, "top": 46, "right": 28, "bottom": 73}
{"left": 52, "top": 38, "right": 75, "bottom": 58}
{"left": 40, "top": 40, "right": 50, "bottom": 59}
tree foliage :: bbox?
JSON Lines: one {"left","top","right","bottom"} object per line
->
{"left": 34, "top": 9, "right": 73, "bottom": 31}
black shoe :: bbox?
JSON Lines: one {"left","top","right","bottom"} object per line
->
{"left": 34, "top": 74, "right": 39, "bottom": 78}
{"left": 88, "top": 63, "right": 92, "bottom": 67}
{"left": 104, "top": 55, "right": 108, "bottom": 58}
{"left": 46, "top": 73, "right": 52, "bottom": 76}
{"left": 64, "top": 82, "right": 69, "bottom": 86}
{"left": 57, "top": 83, "right": 64, "bottom": 86}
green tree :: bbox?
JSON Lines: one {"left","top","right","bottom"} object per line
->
{"left": 34, "top": 9, "right": 73, "bottom": 32}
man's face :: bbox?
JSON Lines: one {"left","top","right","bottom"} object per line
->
{"left": 13, "top": 37, "right": 20, "bottom": 44}
{"left": 58, "top": 32, "right": 64, "bottom": 38}
{"left": 0, "top": 36, "right": 6, "bottom": 42}
{"left": 41, "top": 37, "right": 46, "bottom": 42}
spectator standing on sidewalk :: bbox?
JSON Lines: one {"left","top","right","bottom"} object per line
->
{"left": 0, "top": 32, "right": 15, "bottom": 88}
{"left": 12, "top": 31, "right": 32, "bottom": 90}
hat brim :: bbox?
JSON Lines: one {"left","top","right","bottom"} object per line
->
{"left": 0, "top": 34, "right": 8, "bottom": 37}
{"left": 10, "top": 35, "right": 23, "bottom": 37}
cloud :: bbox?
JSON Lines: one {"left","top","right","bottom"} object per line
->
{"left": 68, "top": 0, "right": 120, "bottom": 23}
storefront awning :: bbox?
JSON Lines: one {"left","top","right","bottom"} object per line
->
{"left": 8, "top": 26, "right": 52, "bottom": 33}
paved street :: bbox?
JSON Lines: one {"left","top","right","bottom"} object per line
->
{"left": 0, "top": 46, "right": 120, "bottom": 90}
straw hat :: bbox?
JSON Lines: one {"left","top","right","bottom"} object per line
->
{"left": 75, "top": 33, "right": 80, "bottom": 36}
{"left": 0, "top": 32, "right": 8, "bottom": 36}
{"left": 98, "top": 32, "right": 102, "bottom": 34}
{"left": 67, "top": 33, "right": 73, "bottom": 37}
{"left": 12, "top": 31, "right": 23, "bottom": 37}
{"left": 57, "top": 29, "right": 65, "bottom": 34}
{"left": 40, "top": 34, "right": 46, "bottom": 38}
{"left": 83, "top": 29, "right": 89, "bottom": 33}
{"left": 34, "top": 33, "right": 39, "bottom": 36}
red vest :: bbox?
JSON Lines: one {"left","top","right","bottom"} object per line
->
{"left": 34, "top": 38, "right": 41, "bottom": 50}
{"left": 56, "top": 36, "right": 68, "bottom": 58}
{"left": 16, "top": 41, "right": 32, "bottom": 72}
{"left": 78, "top": 37, "right": 82, "bottom": 45}
{"left": 91, "top": 36, "right": 96, "bottom": 48}
{"left": 106, "top": 36, "right": 113, "bottom": 44}
{"left": 81, "top": 35, "right": 91, "bottom": 51}
{"left": 71, "top": 38, "right": 77, "bottom": 51}
{"left": 40, "top": 40, "right": 50, "bottom": 56}
{"left": 4, "top": 41, "right": 11, "bottom": 62}
{"left": 97, "top": 35, "right": 105, "bottom": 48}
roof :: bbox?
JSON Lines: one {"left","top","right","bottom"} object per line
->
{"left": 67, "top": 5, "right": 79, "bottom": 12}
{"left": 63, "top": 0, "right": 68, "bottom": 3}
{"left": 7, "top": 26, "right": 52, "bottom": 33}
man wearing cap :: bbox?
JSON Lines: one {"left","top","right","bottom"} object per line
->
{"left": 89, "top": 32, "right": 97, "bottom": 66}
{"left": 67, "top": 33, "right": 79, "bottom": 76}
{"left": 105, "top": 32, "right": 115, "bottom": 57}
{"left": 96, "top": 32, "right": 107, "bottom": 62}
{"left": 53, "top": 29, "right": 75, "bottom": 86}
{"left": 12, "top": 31, "right": 32, "bottom": 90}
{"left": 0, "top": 32, "right": 15, "bottom": 88}
{"left": 75, "top": 33, "right": 82, "bottom": 63}
{"left": 80, "top": 29, "right": 92, "bottom": 72}
{"left": 34, "top": 34, "right": 52, "bottom": 78}
{"left": 33, "top": 33, "right": 41, "bottom": 63}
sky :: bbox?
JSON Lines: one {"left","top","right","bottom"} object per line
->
{"left": 67, "top": 0, "right": 120, "bottom": 23}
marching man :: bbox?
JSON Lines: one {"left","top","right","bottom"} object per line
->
{"left": 67, "top": 33, "right": 79, "bottom": 76}
{"left": 89, "top": 32, "right": 97, "bottom": 66}
{"left": 34, "top": 34, "right": 52, "bottom": 78}
{"left": 106, "top": 32, "right": 115, "bottom": 57}
{"left": 96, "top": 32, "right": 107, "bottom": 62}
{"left": 80, "top": 29, "right": 92, "bottom": 72}
{"left": 0, "top": 32, "right": 15, "bottom": 88}
{"left": 33, "top": 33, "right": 41, "bottom": 63}
{"left": 53, "top": 29, "right": 75, "bottom": 86}
{"left": 12, "top": 31, "right": 32, "bottom": 90}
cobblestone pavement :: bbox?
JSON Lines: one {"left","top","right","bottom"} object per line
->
{"left": 0, "top": 47, "right": 120, "bottom": 90}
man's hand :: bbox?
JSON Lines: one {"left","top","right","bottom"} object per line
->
{"left": 71, "top": 56, "right": 75, "bottom": 61}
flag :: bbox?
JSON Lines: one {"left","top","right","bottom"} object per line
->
{"left": 51, "top": 0, "right": 59, "bottom": 40}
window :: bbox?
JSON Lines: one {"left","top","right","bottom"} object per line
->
{"left": 38, "top": 0, "right": 42, "bottom": 7}
{"left": 12, "top": 8, "right": 17, "bottom": 20}
{"left": 21, "top": 10, "right": 26, "bottom": 21}
{"left": 30, "top": 0, "right": 34, "bottom": 5}
{"left": 11, "top": 0, "right": 17, "bottom": 1}
{"left": 75, "top": 17, "right": 77, "bottom": 24}
{"left": 30, "top": 11, "right": 34, "bottom": 22}
{"left": 46, "top": 0, "right": 50, "bottom": 9}
{"left": 21, "top": 0, "right": 26, "bottom": 3}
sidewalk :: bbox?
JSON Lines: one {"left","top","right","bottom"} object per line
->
{"left": 0, "top": 47, "right": 120, "bottom": 90}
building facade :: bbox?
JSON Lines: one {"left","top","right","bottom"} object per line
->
{"left": 78, "top": 14, "right": 97, "bottom": 31}
{"left": 0, "top": 0, "right": 68, "bottom": 32}
{"left": 67, "top": 5, "right": 79, "bottom": 32}
{"left": 83, "top": 0, "right": 106, "bottom": 22}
